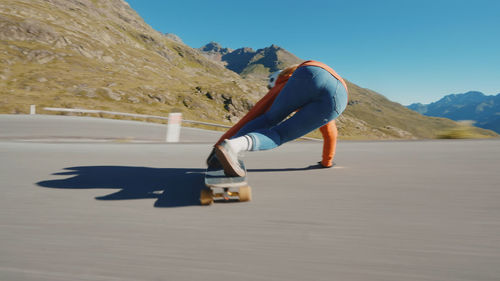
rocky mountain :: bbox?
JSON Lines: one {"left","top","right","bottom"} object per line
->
{"left": 332, "top": 83, "right": 497, "bottom": 140}
{"left": 0, "top": 0, "right": 496, "bottom": 140}
{"left": 198, "top": 41, "right": 232, "bottom": 65}
{"left": 199, "top": 42, "right": 303, "bottom": 78}
{"left": 0, "top": 0, "right": 265, "bottom": 123}
{"left": 408, "top": 91, "right": 500, "bottom": 133}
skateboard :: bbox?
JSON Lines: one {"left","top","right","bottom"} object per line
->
{"left": 201, "top": 159, "right": 252, "bottom": 205}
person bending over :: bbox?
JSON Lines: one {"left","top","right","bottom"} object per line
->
{"left": 209, "top": 60, "right": 348, "bottom": 177}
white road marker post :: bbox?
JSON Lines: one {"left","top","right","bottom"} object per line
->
{"left": 166, "top": 112, "right": 182, "bottom": 143}
{"left": 30, "top": 105, "right": 36, "bottom": 115}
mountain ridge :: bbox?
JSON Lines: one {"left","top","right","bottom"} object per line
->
{"left": 408, "top": 91, "right": 500, "bottom": 133}
{"left": 199, "top": 42, "right": 303, "bottom": 78}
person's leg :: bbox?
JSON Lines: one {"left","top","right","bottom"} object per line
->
{"left": 232, "top": 66, "right": 322, "bottom": 138}
{"left": 248, "top": 67, "right": 347, "bottom": 150}
{"left": 248, "top": 88, "right": 337, "bottom": 150}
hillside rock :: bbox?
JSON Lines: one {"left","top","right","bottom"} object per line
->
{"left": 164, "top": 33, "right": 183, "bottom": 43}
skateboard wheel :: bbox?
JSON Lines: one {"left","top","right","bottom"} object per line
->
{"left": 238, "top": 186, "right": 252, "bottom": 202}
{"left": 200, "top": 189, "right": 213, "bottom": 205}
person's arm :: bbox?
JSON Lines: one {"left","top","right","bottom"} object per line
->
{"left": 319, "top": 120, "right": 338, "bottom": 167}
{"left": 215, "top": 88, "right": 278, "bottom": 145}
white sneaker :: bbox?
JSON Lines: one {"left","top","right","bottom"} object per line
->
{"left": 215, "top": 140, "right": 246, "bottom": 177}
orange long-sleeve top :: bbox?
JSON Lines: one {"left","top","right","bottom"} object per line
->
{"left": 216, "top": 60, "right": 348, "bottom": 167}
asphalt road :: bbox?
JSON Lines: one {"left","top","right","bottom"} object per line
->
{"left": 0, "top": 114, "right": 223, "bottom": 143}
{"left": 1, "top": 115, "right": 500, "bottom": 281}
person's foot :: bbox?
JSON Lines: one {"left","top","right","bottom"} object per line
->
{"left": 215, "top": 140, "right": 246, "bottom": 177}
{"left": 206, "top": 148, "right": 222, "bottom": 169}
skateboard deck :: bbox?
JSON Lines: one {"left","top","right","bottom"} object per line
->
{"left": 201, "top": 160, "right": 251, "bottom": 205}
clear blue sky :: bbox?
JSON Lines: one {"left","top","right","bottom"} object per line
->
{"left": 126, "top": 0, "right": 500, "bottom": 105}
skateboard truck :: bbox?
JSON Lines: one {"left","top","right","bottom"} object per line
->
{"left": 200, "top": 186, "right": 251, "bottom": 205}
{"left": 202, "top": 158, "right": 251, "bottom": 205}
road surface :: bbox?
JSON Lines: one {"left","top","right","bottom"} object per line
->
{"left": 1, "top": 115, "right": 499, "bottom": 281}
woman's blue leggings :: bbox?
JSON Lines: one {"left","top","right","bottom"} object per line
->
{"left": 233, "top": 65, "right": 348, "bottom": 151}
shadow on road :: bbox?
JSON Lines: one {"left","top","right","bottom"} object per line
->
{"left": 37, "top": 166, "right": 205, "bottom": 208}
{"left": 37, "top": 164, "right": 327, "bottom": 207}
{"left": 248, "top": 162, "right": 333, "bottom": 172}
